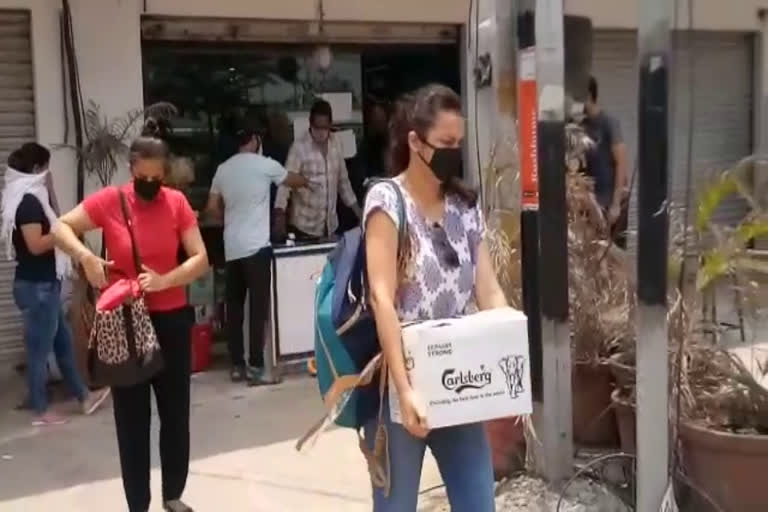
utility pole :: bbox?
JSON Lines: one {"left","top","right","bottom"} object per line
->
{"left": 636, "top": 0, "right": 672, "bottom": 509}
{"left": 534, "top": 0, "right": 572, "bottom": 482}
{"left": 517, "top": 0, "right": 543, "bottom": 405}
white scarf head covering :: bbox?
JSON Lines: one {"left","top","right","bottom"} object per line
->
{"left": 1, "top": 166, "right": 72, "bottom": 279}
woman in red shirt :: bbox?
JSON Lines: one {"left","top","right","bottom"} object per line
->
{"left": 54, "top": 134, "right": 208, "bottom": 512}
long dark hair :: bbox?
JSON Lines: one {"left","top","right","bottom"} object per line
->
{"left": 388, "top": 84, "right": 477, "bottom": 206}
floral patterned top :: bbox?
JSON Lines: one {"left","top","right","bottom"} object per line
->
{"left": 363, "top": 178, "right": 485, "bottom": 322}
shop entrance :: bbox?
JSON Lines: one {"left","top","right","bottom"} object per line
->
{"left": 141, "top": 25, "right": 461, "bottom": 362}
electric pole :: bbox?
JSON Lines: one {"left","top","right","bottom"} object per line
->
{"left": 534, "top": 0, "right": 572, "bottom": 482}
{"left": 636, "top": 0, "right": 672, "bottom": 509}
{"left": 517, "top": 0, "right": 543, "bottom": 405}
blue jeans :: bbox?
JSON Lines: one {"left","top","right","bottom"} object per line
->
{"left": 364, "top": 397, "right": 495, "bottom": 512}
{"left": 13, "top": 279, "right": 87, "bottom": 414}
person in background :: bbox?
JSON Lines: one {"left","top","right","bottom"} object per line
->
{"left": 53, "top": 130, "right": 208, "bottom": 512}
{"left": 273, "top": 99, "right": 361, "bottom": 241}
{"left": 350, "top": 100, "right": 390, "bottom": 205}
{"left": 582, "top": 76, "right": 629, "bottom": 248}
{"left": 20, "top": 142, "right": 62, "bottom": 216}
{"left": 205, "top": 125, "right": 307, "bottom": 385}
{"left": 364, "top": 84, "right": 507, "bottom": 510}
{"left": 1, "top": 144, "right": 110, "bottom": 426}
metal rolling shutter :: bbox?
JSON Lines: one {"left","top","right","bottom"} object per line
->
{"left": 0, "top": 10, "right": 34, "bottom": 363}
{"left": 591, "top": 30, "right": 753, "bottom": 251}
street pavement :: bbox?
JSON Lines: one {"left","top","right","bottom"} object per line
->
{"left": 0, "top": 368, "right": 443, "bottom": 511}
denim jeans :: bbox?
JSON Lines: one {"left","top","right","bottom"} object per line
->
{"left": 364, "top": 396, "right": 495, "bottom": 512}
{"left": 13, "top": 279, "right": 87, "bottom": 413}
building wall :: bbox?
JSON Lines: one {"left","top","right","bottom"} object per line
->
{"left": 566, "top": 0, "right": 766, "bottom": 31}
{"left": 0, "top": 0, "right": 72, "bottom": 209}
{"left": 4, "top": 0, "right": 768, "bottom": 212}
{"left": 145, "top": 0, "right": 470, "bottom": 23}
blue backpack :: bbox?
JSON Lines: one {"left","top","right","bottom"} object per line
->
{"left": 297, "top": 180, "right": 407, "bottom": 449}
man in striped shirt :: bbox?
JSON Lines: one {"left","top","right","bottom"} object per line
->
{"left": 274, "top": 100, "right": 361, "bottom": 240}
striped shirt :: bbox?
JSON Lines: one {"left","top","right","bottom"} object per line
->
{"left": 274, "top": 131, "right": 358, "bottom": 237}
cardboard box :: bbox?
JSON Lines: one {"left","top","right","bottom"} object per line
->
{"left": 390, "top": 307, "right": 532, "bottom": 429}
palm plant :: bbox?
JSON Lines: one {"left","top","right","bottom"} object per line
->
{"left": 66, "top": 100, "right": 177, "bottom": 188}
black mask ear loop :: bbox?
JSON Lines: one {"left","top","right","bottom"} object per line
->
{"left": 415, "top": 138, "right": 436, "bottom": 168}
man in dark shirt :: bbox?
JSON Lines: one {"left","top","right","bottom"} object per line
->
{"left": 582, "top": 77, "right": 629, "bottom": 247}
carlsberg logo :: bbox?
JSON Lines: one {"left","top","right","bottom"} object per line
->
{"left": 441, "top": 366, "right": 492, "bottom": 393}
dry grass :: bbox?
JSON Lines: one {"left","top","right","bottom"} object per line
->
{"left": 483, "top": 123, "right": 634, "bottom": 363}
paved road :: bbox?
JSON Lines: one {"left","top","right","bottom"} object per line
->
{"left": 0, "top": 370, "right": 442, "bottom": 511}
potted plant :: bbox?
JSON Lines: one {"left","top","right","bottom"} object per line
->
{"left": 672, "top": 160, "right": 768, "bottom": 511}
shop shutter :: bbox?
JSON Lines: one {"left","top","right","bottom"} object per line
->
{"left": 0, "top": 10, "right": 34, "bottom": 363}
{"left": 591, "top": 30, "right": 753, "bottom": 252}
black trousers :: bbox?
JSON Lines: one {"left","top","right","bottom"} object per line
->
{"left": 112, "top": 307, "right": 192, "bottom": 512}
{"left": 225, "top": 247, "right": 272, "bottom": 368}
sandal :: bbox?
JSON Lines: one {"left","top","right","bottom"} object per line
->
{"left": 247, "top": 368, "right": 281, "bottom": 387}
{"left": 230, "top": 366, "right": 245, "bottom": 383}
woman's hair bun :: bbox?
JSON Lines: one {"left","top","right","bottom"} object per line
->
{"left": 141, "top": 117, "right": 161, "bottom": 138}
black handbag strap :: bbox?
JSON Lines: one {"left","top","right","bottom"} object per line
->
{"left": 117, "top": 189, "right": 143, "bottom": 274}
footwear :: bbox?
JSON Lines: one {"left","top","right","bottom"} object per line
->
{"left": 164, "top": 499, "right": 193, "bottom": 511}
{"left": 31, "top": 412, "right": 68, "bottom": 426}
{"left": 230, "top": 365, "right": 246, "bottom": 382}
{"left": 307, "top": 358, "right": 317, "bottom": 377}
{"left": 82, "top": 388, "right": 111, "bottom": 415}
{"left": 247, "top": 367, "right": 281, "bottom": 387}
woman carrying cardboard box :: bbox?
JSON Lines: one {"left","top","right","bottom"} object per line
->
{"left": 364, "top": 84, "right": 509, "bottom": 511}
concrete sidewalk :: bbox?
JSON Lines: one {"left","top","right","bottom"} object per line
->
{"left": 0, "top": 370, "right": 442, "bottom": 511}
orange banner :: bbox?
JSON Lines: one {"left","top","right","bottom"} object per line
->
{"left": 519, "top": 48, "right": 539, "bottom": 211}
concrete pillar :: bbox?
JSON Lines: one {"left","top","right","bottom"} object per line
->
{"left": 756, "top": 11, "right": 768, "bottom": 249}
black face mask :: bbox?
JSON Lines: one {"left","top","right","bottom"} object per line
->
{"left": 134, "top": 178, "right": 161, "bottom": 201}
{"left": 418, "top": 141, "right": 463, "bottom": 183}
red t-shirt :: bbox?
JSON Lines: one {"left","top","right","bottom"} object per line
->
{"left": 83, "top": 183, "right": 197, "bottom": 312}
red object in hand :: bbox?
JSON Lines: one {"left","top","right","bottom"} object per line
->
{"left": 96, "top": 278, "right": 141, "bottom": 311}
{"left": 191, "top": 324, "right": 213, "bottom": 373}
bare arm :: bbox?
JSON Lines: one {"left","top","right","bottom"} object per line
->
{"left": 205, "top": 192, "right": 224, "bottom": 222}
{"left": 612, "top": 142, "right": 628, "bottom": 204}
{"left": 366, "top": 211, "right": 408, "bottom": 395}
{"left": 282, "top": 172, "right": 308, "bottom": 189}
{"left": 474, "top": 239, "right": 508, "bottom": 310}
{"left": 20, "top": 224, "right": 55, "bottom": 255}
{"left": 153, "top": 226, "right": 209, "bottom": 289}
{"left": 54, "top": 204, "right": 113, "bottom": 288}
{"left": 54, "top": 204, "right": 99, "bottom": 263}
{"left": 274, "top": 144, "right": 302, "bottom": 211}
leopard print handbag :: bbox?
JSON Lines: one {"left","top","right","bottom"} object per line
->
{"left": 87, "top": 190, "right": 164, "bottom": 388}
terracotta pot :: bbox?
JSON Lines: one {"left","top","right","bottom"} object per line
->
{"left": 572, "top": 362, "right": 619, "bottom": 447}
{"left": 680, "top": 421, "right": 768, "bottom": 512}
{"left": 485, "top": 417, "right": 526, "bottom": 480}
{"left": 611, "top": 389, "right": 635, "bottom": 454}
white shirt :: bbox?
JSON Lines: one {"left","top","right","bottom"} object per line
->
{"left": 211, "top": 153, "right": 287, "bottom": 261}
